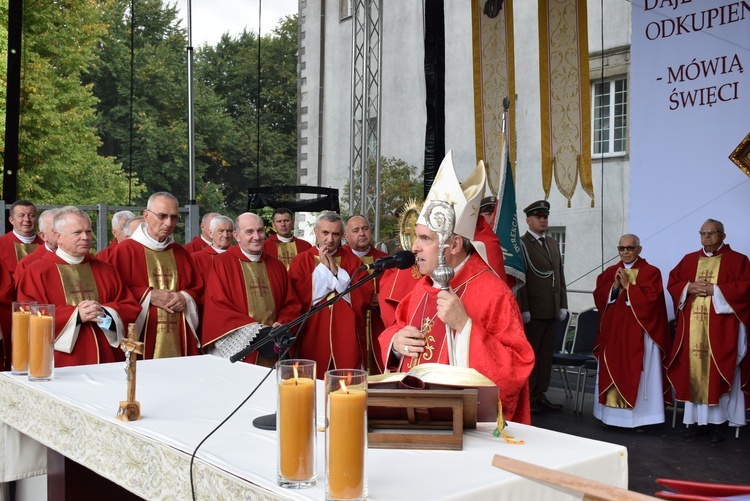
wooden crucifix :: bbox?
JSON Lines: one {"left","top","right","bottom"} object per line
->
{"left": 117, "top": 323, "right": 144, "bottom": 422}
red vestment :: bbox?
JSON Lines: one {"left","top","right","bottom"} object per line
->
{"left": 0, "top": 232, "right": 43, "bottom": 274}
{"left": 666, "top": 245, "right": 750, "bottom": 406}
{"left": 0, "top": 260, "right": 13, "bottom": 371}
{"left": 473, "top": 216, "right": 508, "bottom": 284}
{"left": 378, "top": 265, "right": 423, "bottom": 327}
{"left": 14, "top": 244, "right": 52, "bottom": 283}
{"left": 263, "top": 234, "right": 313, "bottom": 269}
{"left": 593, "top": 258, "right": 671, "bottom": 407}
{"left": 191, "top": 245, "right": 220, "bottom": 282}
{"left": 95, "top": 240, "right": 118, "bottom": 264}
{"left": 110, "top": 236, "right": 203, "bottom": 359}
{"left": 288, "top": 245, "right": 363, "bottom": 379}
{"left": 183, "top": 235, "right": 209, "bottom": 254}
{"left": 344, "top": 245, "right": 389, "bottom": 374}
{"left": 17, "top": 253, "right": 141, "bottom": 367}
{"left": 202, "top": 245, "right": 301, "bottom": 364}
{"left": 379, "top": 253, "right": 535, "bottom": 424}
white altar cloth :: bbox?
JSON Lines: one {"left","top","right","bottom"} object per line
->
{"left": 0, "top": 355, "right": 627, "bottom": 500}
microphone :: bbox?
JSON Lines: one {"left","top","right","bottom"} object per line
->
{"left": 362, "top": 250, "right": 416, "bottom": 271}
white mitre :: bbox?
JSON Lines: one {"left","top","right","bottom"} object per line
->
{"left": 417, "top": 150, "right": 486, "bottom": 240}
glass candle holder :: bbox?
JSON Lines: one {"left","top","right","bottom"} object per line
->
{"left": 28, "top": 304, "right": 55, "bottom": 382}
{"left": 277, "top": 359, "right": 317, "bottom": 488}
{"left": 11, "top": 301, "right": 36, "bottom": 375}
{"left": 325, "top": 369, "right": 368, "bottom": 501}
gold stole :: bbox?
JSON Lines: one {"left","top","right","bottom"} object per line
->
{"left": 144, "top": 249, "right": 181, "bottom": 359}
{"left": 403, "top": 292, "right": 441, "bottom": 372}
{"left": 14, "top": 242, "right": 38, "bottom": 261}
{"left": 240, "top": 261, "right": 275, "bottom": 326}
{"left": 57, "top": 263, "right": 100, "bottom": 305}
{"left": 688, "top": 255, "right": 722, "bottom": 404}
{"left": 276, "top": 241, "right": 298, "bottom": 270}
{"left": 313, "top": 255, "right": 343, "bottom": 302}
{"left": 603, "top": 268, "right": 640, "bottom": 409}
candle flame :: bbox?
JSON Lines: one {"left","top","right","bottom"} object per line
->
{"left": 339, "top": 380, "right": 348, "bottom": 392}
{"left": 293, "top": 361, "right": 300, "bottom": 379}
{"left": 35, "top": 311, "right": 43, "bottom": 317}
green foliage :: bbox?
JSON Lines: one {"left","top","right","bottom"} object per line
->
{"left": 0, "top": 0, "right": 7, "bottom": 136}
{"left": 342, "top": 157, "right": 423, "bottom": 242}
{"left": 0, "top": 0, "right": 142, "bottom": 204}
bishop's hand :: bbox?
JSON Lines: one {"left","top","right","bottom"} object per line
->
{"left": 436, "top": 288, "right": 469, "bottom": 332}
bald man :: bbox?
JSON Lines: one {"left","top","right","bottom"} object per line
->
{"left": 184, "top": 212, "right": 219, "bottom": 253}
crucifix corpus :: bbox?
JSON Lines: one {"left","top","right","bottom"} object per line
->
{"left": 117, "top": 323, "right": 144, "bottom": 421}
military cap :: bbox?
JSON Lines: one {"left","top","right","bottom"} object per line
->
{"left": 479, "top": 196, "right": 496, "bottom": 213}
{"left": 523, "top": 200, "right": 550, "bottom": 217}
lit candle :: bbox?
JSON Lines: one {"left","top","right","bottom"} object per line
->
{"left": 278, "top": 369, "right": 315, "bottom": 481}
{"left": 11, "top": 308, "right": 31, "bottom": 374}
{"left": 29, "top": 311, "right": 54, "bottom": 380}
{"left": 327, "top": 381, "right": 367, "bottom": 500}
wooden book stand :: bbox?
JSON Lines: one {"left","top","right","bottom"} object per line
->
{"left": 367, "top": 388, "right": 478, "bottom": 451}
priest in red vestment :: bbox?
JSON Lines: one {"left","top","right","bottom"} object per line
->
{"left": 16, "top": 207, "right": 141, "bottom": 367}
{"left": 379, "top": 153, "right": 534, "bottom": 425}
{"left": 96, "top": 210, "right": 135, "bottom": 264}
{"left": 263, "top": 207, "right": 312, "bottom": 269}
{"left": 288, "top": 212, "right": 363, "bottom": 379}
{"left": 0, "top": 200, "right": 43, "bottom": 274}
{"left": 184, "top": 212, "right": 219, "bottom": 253}
{"left": 191, "top": 215, "right": 234, "bottom": 281}
{"left": 592, "top": 234, "right": 671, "bottom": 428}
{"left": 203, "top": 213, "right": 301, "bottom": 365}
{"left": 667, "top": 219, "right": 750, "bottom": 442}
{"left": 343, "top": 214, "right": 388, "bottom": 373}
{"left": 14, "top": 209, "right": 58, "bottom": 283}
{"left": 110, "top": 192, "right": 203, "bottom": 359}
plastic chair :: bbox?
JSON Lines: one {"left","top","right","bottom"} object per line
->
{"left": 655, "top": 478, "right": 750, "bottom": 500}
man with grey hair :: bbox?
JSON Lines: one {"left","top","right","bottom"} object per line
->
{"left": 111, "top": 192, "right": 203, "bottom": 359}
{"left": 17, "top": 206, "right": 141, "bottom": 367}
{"left": 184, "top": 212, "right": 220, "bottom": 253}
{"left": 14, "top": 208, "right": 59, "bottom": 282}
{"left": 667, "top": 218, "right": 750, "bottom": 443}
{"left": 191, "top": 214, "right": 234, "bottom": 281}
{"left": 288, "top": 211, "right": 363, "bottom": 378}
{"left": 592, "top": 233, "right": 671, "bottom": 429}
{"left": 97, "top": 210, "right": 136, "bottom": 263}
{"left": 202, "top": 213, "right": 301, "bottom": 366}
{"left": 121, "top": 215, "right": 144, "bottom": 238}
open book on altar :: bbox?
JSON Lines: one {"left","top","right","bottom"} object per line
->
{"left": 367, "top": 364, "right": 500, "bottom": 423}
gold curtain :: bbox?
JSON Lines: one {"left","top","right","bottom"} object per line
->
{"left": 538, "top": 0, "right": 594, "bottom": 207}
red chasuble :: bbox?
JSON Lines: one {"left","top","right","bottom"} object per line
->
{"left": 288, "top": 245, "right": 363, "bottom": 379}
{"left": 666, "top": 245, "right": 750, "bottom": 406}
{"left": 263, "top": 234, "right": 313, "bottom": 270}
{"left": 344, "top": 245, "right": 388, "bottom": 374}
{"left": 183, "top": 235, "right": 209, "bottom": 254}
{"left": 191, "top": 245, "right": 220, "bottom": 282}
{"left": 14, "top": 244, "right": 51, "bottom": 283}
{"left": 593, "top": 258, "right": 671, "bottom": 408}
{"left": 17, "top": 253, "right": 141, "bottom": 367}
{"left": 202, "top": 246, "right": 301, "bottom": 364}
{"left": 110, "top": 238, "right": 204, "bottom": 359}
{"left": 0, "top": 232, "right": 43, "bottom": 274}
{"left": 473, "top": 216, "right": 508, "bottom": 284}
{"left": 379, "top": 253, "right": 535, "bottom": 424}
{"left": 95, "top": 239, "right": 118, "bottom": 264}
{"left": 378, "top": 265, "right": 423, "bottom": 328}
{"left": 0, "top": 260, "right": 14, "bottom": 371}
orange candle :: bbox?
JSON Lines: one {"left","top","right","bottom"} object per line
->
{"left": 29, "top": 312, "right": 54, "bottom": 380}
{"left": 278, "top": 376, "right": 315, "bottom": 480}
{"left": 11, "top": 310, "right": 31, "bottom": 374}
{"left": 327, "top": 384, "right": 367, "bottom": 499}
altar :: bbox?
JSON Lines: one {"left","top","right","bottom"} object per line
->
{"left": 0, "top": 355, "right": 628, "bottom": 500}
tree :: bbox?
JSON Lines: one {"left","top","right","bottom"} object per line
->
{"left": 0, "top": 0, "right": 142, "bottom": 204}
{"left": 343, "top": 157, "right": 423, "bottom": 242}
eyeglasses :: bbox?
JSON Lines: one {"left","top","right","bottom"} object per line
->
{"left": 146, "top": 209, "right": 180, "bottom": 222}
{"left": 617, "top": 246, "right": 637, "bottom": 252}
{"left": 698, "top": 230, "right": 722, "bottom": 236}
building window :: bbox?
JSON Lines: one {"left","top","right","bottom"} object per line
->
{"left": 340, "top": 0, "right": 352, "bottom": 20}
{"left": 592, "top": 78, "right": 627, "bottom": 156}
{"left": 549, "top": 228, "right": 566, "bottom": 265}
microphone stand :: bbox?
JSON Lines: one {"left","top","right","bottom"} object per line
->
{"left": 232, "top": 265, "right": 385, "bottom": 430}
